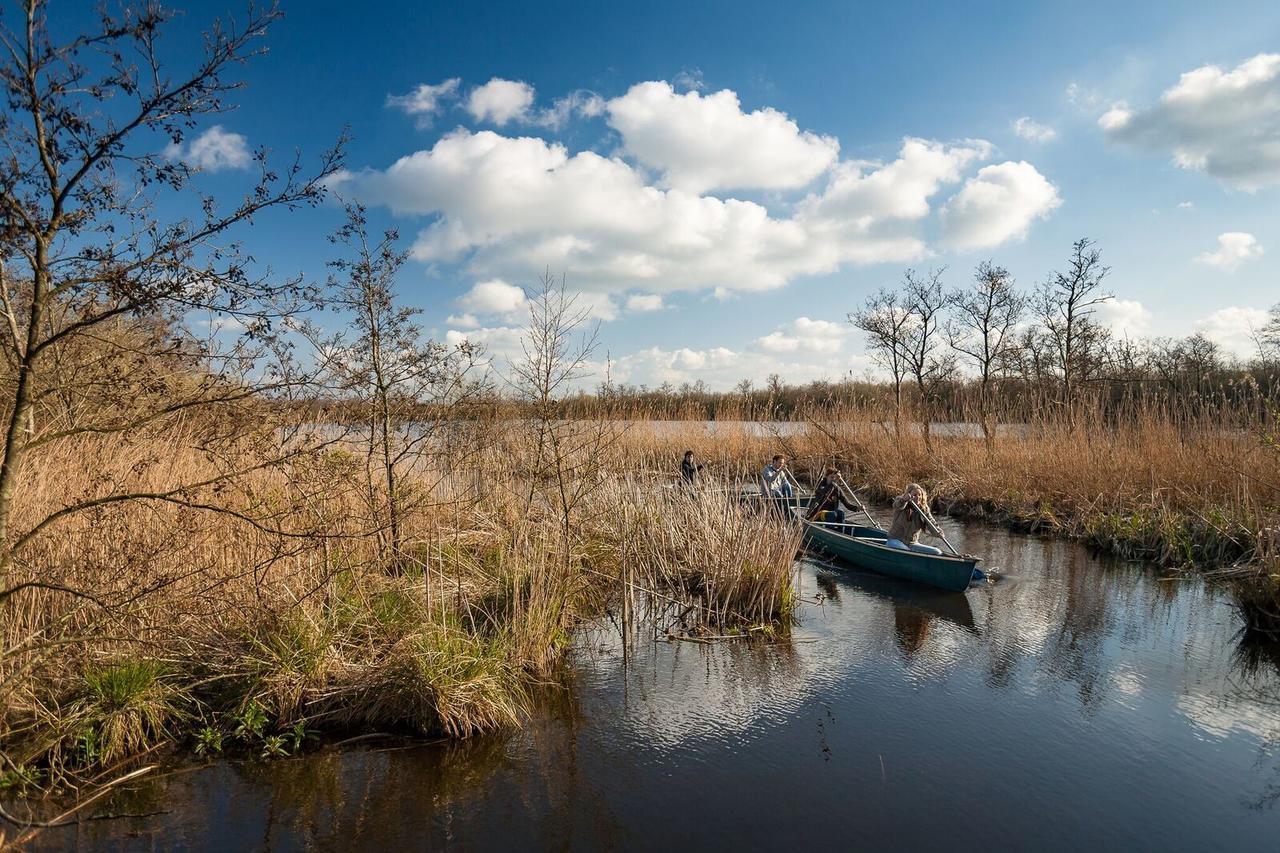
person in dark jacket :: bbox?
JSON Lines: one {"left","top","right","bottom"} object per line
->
{"left": 680, "top": 450, "right": 704, "bottom": 487}
{"left": 805, "top": 468, "right": 856, "bottom": 530}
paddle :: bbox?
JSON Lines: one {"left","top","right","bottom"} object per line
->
{"left": 834, "top": 473, "right": 883, "bottom": 531}
{"left": 903, "top": 494, "right": 962, "bottom": 558}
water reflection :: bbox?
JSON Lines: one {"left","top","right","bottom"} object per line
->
{"left": 40, "top": 521, "right": 1280, "bottom": 851}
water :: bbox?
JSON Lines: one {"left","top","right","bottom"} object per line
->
{"left": 40, "top": 519, "right": 1280, "bottom": 851}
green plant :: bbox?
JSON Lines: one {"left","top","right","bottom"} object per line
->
{"left": 260, "top": 734, "right": 289, "bottom": 759}
{"left": 0, "top": 764, "right": 43, "bottom": 792}
{"left": 194, "top": 726, "right": 224, "bottom": 757}
{"left": 74, "top": 659, "right": 186, "bottom": 764}
{"left": 233, "top": 701, "right": 268, "bottom": 743}
{"left": 287, "top": 720, "right": 315, "bottom": 754}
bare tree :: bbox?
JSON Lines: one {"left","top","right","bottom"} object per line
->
{"left": 900, "top": 268, "right": 956, "bottom": 450}
{"left": 0, "top": 1, "right": 343, "bottom": 584}
{"left": 949, "top": 261, "right": 1025, "bottom": 448}
{"left": 1035, "top": 238, "right": 1112, "bottom": 415}
{"left": 850, "top": 288, "right": 912, "bottom": 438}
{"left": 508, "top": 272, "right": 606, "bottom": 546}
{"left": 302, "top": 203, "right": 482, "bottom": 566}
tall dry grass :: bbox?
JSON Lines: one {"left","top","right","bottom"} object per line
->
{"left": 0, "top": 421, "right": 800, "bottom": 793}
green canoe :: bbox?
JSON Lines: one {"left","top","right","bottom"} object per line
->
{"left": 795, "top": 511, "right": 980, "bottom": 593}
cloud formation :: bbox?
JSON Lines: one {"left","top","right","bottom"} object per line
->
{"left": 335, "top": 130, "right": 1006, "bottom": 298}
{"left": 457, "top": 279, "right": 528, "bottom": 318}
{"left": 605, "top": 81, "right": 840, "bottom": 193}
{"left": 1195, "top": 232, "right": 1264, "bottom": 271}
{"left": 755, "top": 317, "right": 848, "bottom": 353}
{"left": 165, "top": 126, "right": 251, "bottom": 172}
{"left": 1194, "top": 306, "right": 1270, "bottom": 358}
{"left": 940, "top": 161, "right": 1061, "bottom": 250}
{"left": 386, "top": 79, "right": 461, "bottom": 124}
{"left": 466, "top": 78, "right": 537, "bottom": 125}
{"left": 1099, "top": 53, "right": 1280, "bottom": 190}
{"left": 1094, "top": 298, "right": 1153, "bottom": 339}
{"left": 1012, "top": 117, "right": 1057, "bottom": 142}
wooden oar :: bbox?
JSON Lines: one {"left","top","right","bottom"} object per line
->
{"left": 904, "top": 495, "right": 963, "bottom": 558}
{"left": 835, "top": 473, "right": 883, "bottom": 531}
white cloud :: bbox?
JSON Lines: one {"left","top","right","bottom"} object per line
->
{"left": 335, "top": 130, "right": 996, "bottom": 298}
{"left": 165, "top": 126, "right": 251, "bottom": 172}
{"left": 1177, "top": 201, "right": 1194, "bottom": 209}
{"left": 1194, "top": 306, "right": 1270, "bottom": 358}
{"left": 1012, "top": 117, "right": 1057, "bottom": 142}
{"left": 457, "top": 279, "right": 528, "bottom": 318}
{"left": 445, "top": 312, "right": 479, "bottom": 328}
{"left": 1195, "top": 232, "right": 1264, "bottom": 271}
{"left": 1094, "top": 298, "right": 1153, "bottom": 338}
{"left": 626, "top": 293, "right": 664, "bottom": 312}
{"left": 574, "top": 291, "right": 619, "bottom": 321}
{"left": 1099, "top": 53, "right": 1280, "bottom": 190}
{"left": 939, "top": 161, "right": 1062, "bottom": 250}
{"left": 466, "top": 78, "right": 537, "bottom": 125}
{"left": 537, "top": 90, "right": 606, "bottom": 129}
{"left": 755, "top": 317, "right": 848, "bottom": 354}
{"left": 672, "top": 68, "right": 705, "bottom": 92}
{"left": 612, "top": 343, "right": 875, "bottom": 389}
{"left": 386, "top": 79, "right": 461, "bottom": 124}
{"left": 606, "top": 81, "right": 840, "bottom": 193}
{"left": 795, "top": 137, "right": 993, "bottom": 262}
{"left": 1066, "top": 82, "right": 1104, "bottom": 111}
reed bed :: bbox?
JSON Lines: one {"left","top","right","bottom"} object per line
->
{"left": 0, "top": 422, "right": 800, "bottom": 796}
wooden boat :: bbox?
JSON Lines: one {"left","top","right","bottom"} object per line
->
{"left": 794, "top": 510, "right": 980, "bottom": 592}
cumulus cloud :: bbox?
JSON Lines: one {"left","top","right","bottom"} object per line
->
{"left": 1012, "top": 117, "right": 1057, "bottom": 142}
{"left": 466, "top": 78, "right": 537, "bottom": 125}
{"left": 334, "top": 130, "right": 1001, "bottom": 297}
{"left": 1195, "top": 232, "right": 1264, "bottom": 271}
{"left": 606, "top": 81, "right": 840, "bottom": 193}
{"left": 1099, "top": 53, "right": 1280, "bottom": 190}
{"left": 1194, "top": 306, "right": 1270, "bottom": 358}
{"left": 755, "top": 317, "right": 848, "bottom": 354}
{"left": 939, "top": 161, "right": 1062, "bottom": 250}
{"left": 386, "top": 79, "right": 461, "bottom": 124}
{"left": 538, "top": 90, "right": 606, "bottom": 129}
{"left": 457, "top": 279, "right": 528, "bottom": 318}
{"left": 1094, "top": 298, "right": 1153, "bottom": 339}
{"left": 445, "top": 312, "right": 479, "bottom": 329}
{"left": 1177, "top": 200, "right": 1194, "bottom": 209}
{"left": 626, "top": 293, "right": 664, "bottom": 312}
{"left": 612, "top": 344, "right": 875, "bottom": 389}
{"left": 165, "top": 126, "right": 251, "bottom": 172}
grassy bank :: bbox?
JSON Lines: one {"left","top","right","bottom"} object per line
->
{"left": 611, "top": 405, "right": 1280, "bottom": 626}
{"left": 6, "top": 401, "right": 1280, "bottom": 805}
{"left": 0, "top": 423, "right": 798, "bottom": 801}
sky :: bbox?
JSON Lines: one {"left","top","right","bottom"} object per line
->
{"left": 85, "top": 0, "right": 1280, "bottom": 388}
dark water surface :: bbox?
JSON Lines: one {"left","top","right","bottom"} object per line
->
{"left": 48, "top": 520, "right": 1280, "bottom": 851}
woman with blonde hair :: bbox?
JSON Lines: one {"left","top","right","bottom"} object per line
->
{"left": 886, "top": 483, "right": 943, "bottom": 555}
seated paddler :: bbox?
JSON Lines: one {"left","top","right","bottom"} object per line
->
{"left": 886, "top": 483, "right": 944, "bottom": 555}
{"left": 804, "top": 468, "right": 856, "bottom": 531}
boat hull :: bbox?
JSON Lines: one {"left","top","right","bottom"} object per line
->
{"left": 798, "top": 515, "right": 979, "bottom": 593}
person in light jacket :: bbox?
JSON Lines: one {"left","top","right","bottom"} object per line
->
{"left": 886, "top": 483, "right": 943, "bottom": 555}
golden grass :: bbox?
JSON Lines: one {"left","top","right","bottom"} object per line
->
{"left": 0, "top": 421, "right": 801, "bottom": 790}
{"left": 6, "top": 401, "right": 1280, "bottom": 791}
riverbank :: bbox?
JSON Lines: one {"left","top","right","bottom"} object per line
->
{"left": 5, "top": 406, "right": 1280, "bottom": 810}
{"left": 17, "top": 521, "right": 1280, "bottom": 851}
{"left": 614, "top": 409, "right": 1280, "bottom": 625}
{"left": 0, "top": 421, "right": 799, "bottom": 807}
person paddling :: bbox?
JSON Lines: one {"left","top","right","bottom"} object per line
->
{"left": 885, "top": 483, "right": 944, "bottom": 555}
{"left": 760, "top": 454, "right": 793, "bottom": 498}
{"left": 805, "top": 468, "right": 857, "bottom": 531}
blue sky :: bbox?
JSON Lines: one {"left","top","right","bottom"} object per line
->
{"left": 125, "top": 1, "right": 1280, "bottom": 387}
